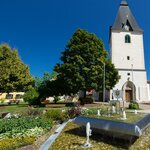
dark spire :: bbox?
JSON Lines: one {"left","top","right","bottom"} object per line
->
{"left": 111, "top": 0, "right": 143, "bottom": 32}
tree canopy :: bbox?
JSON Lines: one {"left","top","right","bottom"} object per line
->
{"left": 0, "top": 44, "right": 33, "bottom": 92}
{"left": 54, "top": 29, "right": 119, "bottom": 93}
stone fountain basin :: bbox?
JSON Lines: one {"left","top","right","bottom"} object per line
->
{"left": 74, "top": 114, "right": 150, "bottom": 138}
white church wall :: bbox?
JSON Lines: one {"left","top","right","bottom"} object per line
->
{"left": 147, "top": 84, "right": 150, "bottom": 100}
{"left": 111, "top": 32, "right": 145, "bottom": 70}
{"left": 138, "top": 86, "right": 149, "bottom": 102}
{"left": 112, "top": 70, "right": 148, "bottom": 101}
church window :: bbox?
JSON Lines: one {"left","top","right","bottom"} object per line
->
{"left": 127, "top": 73, "right": 130, "bottom": 76}
{"left": 125, "top": 35, "right": 131, "bottom": 43}
{"left": 127, "top": 56, "right": 130, "bottom": 60}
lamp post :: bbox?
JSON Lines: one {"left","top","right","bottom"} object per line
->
{"left": 131, "top": 64, "right": 134, "bottom": 100}
{"left": 103, "top": 62, "right": 105, "bottom": 102}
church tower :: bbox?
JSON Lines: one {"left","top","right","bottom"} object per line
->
{"left": 110, "top": 0, "right": 149, "bottom": 101}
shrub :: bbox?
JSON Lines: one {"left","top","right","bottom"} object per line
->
{"left": 65, "top": 102, "right": 79, "bottom": 107}
{"left": 53, "top": 96, "right": 60, "bottom": 104}
{"left": 0, "top": 137, "right": 35, "bottom": 150}
{"left": 44, "top": 109, "right": 69, "bottom": 123}
{"left": 129, "top": 101, "right": 139, "bottom": 109}
{"left": 21, "top": 106, "right": 42, "bottom": 116}
{"left": 86, "top": 108, "right": 97, "bottom": 115}
{"left": 23, "top": 87, "right": 40, "bottom": 105}
{"left": 65, "top": 102, "right": 75, "bottom": 107}
{"left": 68, "top": 106, "right": 82, "bottom": 118}
{"left": 79, "top": 97, "right": 93, "bottom": 105}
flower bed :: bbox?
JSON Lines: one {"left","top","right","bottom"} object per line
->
{"left": 0, "top": 116, "right": 52, "bottom": 150}
{"left": 0, "top": 137, "right": 35, "bottom": 150}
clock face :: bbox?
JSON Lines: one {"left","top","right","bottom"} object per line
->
{"left": 124, "top": 25, "right": 129, "bottom": 31}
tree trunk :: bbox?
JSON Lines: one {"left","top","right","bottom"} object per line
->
{"left": 83, "top": 90, "right": 86, "bottom": 98}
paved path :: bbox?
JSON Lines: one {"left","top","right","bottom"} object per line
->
{"left": 39, "top": 119, "right": 74, "bottom": 150}
{"left": 121, "top": 101, "right": 150, "bottom": 113}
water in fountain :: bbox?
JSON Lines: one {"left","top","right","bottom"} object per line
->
{"left": 82, "top": 122, "right": 92, "bottom": 148}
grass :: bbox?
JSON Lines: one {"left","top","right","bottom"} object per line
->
{"left": 83, "top": 112, "right": 145, "bottom": 123}
{"left": 49, "top": 122, "right": 150, "bottom": 150}
{"left": 0, "top": 102, "right": 29, "bottom": 114}
{"left": 0, "top": 102, "right": 65, "bottom": 115}
{"left": 81, "top": 106, "right": 145, "bottom": 123}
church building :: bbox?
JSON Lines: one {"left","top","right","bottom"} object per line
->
{"left": 110, "top": 0, "right": 150, "bottom": 102}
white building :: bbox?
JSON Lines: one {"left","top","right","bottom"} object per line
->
{"left": 110, "top": 0, "right": 150, "bottom": 102}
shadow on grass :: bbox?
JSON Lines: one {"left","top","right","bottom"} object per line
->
{"left": 65, "top": 126, "right": 138, "bottom": 149}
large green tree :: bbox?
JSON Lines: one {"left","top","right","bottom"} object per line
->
{"left": 55, "top": 29, "right": 119, "bottom": 95}
{"left": 0, "top": 44, "right": 33, "bottom": 92}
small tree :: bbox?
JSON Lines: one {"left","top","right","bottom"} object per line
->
{"left": 23, "top": 87, "right": 40, "bottom": 105}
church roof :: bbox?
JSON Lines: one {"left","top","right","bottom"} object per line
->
{"left": 111, "top": 0, "right": 143, "bottom": 33}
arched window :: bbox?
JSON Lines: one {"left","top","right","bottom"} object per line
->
{"left": 125, "top": 35, "right": 131, "bottom": 43}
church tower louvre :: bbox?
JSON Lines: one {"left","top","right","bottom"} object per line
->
{"left": 110, "top": 0, "right": 150, "bottom": 101}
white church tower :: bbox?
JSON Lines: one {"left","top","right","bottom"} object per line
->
{"left": 110, "top": 0, "right": 150, "bottom": 102}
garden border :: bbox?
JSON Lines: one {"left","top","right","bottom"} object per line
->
{"left": 39, "top": 119, "right": 74, "bottom": 150}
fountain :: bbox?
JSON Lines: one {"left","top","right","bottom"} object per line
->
{"left": 134, "top": 109, "right": 137, "bottom": 114}
{"left": 112, "top": 106, "right": 116, "bottom": 114}
{"left": 121, "top": 110, "right": 127, "bottom": 120}
{"left": 75, "top": 114, "right": 150, "bottom": 138}
{"left": 97, "top": 109, "right": 101, "bottom": 116}
{"left": 82, "top": 122, "right": 92, "bottom": 148}
{"left": 107, "top": 107, "right": 111, "bottom": 117}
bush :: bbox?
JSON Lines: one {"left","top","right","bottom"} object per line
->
{"left": 23, "top": 87, "right": 40, "bottom": 105}
{"left": 53, "top": 96, "right": 60, "bottom": 104}
{"left": 44, "top": 109, "right": 69, "bottom": 123}
{"left": 65, "top": 102, "right": 79, "bottom": 107}
{"left": 21, "top": 106, "right": 42, "bottom": 116}
{"left": 129, "top": 101, "right": 139, "bottom": 109}
{"left": 0, "top": 137, "right": 35, "bottom": 150}
{"left": 79, "top": 97, "right": 93, "bottom": 105}
{"left": 68, "top": 106, "right": 82, "bottom": 118}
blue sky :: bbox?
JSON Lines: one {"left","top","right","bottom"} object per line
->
{"left": 0, "top": 0, "right": 150, "bottom": 80}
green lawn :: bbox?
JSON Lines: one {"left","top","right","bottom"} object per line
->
{"left": 0, "top": 102, "right": 65, "bottom": 114}
{"left": 83, "top": 112, "right": 145, "bottom": 124}
{"left": 0, "top": 103, "right": 29, "bottom": 114}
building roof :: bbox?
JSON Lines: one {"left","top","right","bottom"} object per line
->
{"left": 111, "top": 0, "right": 143, "bottom": 33}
